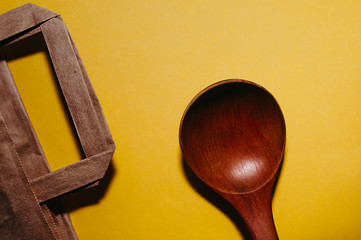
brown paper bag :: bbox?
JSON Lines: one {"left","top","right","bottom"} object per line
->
{"left": 0, "top": 4, "right": 115, "bottom": 239}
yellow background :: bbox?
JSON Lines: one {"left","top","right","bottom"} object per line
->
{"left": 1, "top": 0, "right": 361, "bottom": 239}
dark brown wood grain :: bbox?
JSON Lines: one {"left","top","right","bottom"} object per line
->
{"left": 179, "top": 79, "right": 286, "bottom": 240}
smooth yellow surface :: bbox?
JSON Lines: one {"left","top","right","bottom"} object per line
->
{"left": 1, "top": 1, "right": 361, "bottom": 239}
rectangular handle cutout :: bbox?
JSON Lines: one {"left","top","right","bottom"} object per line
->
{"left": 3, "top": 32, "right": 85, "bottom": 171}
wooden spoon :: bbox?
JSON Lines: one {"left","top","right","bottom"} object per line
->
{"left": 179, "top": 79, "right": 286, "bottom": 240}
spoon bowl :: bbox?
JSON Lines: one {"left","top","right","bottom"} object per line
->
{"left": 180, "top": 79, "right": 285, "bottom": 239}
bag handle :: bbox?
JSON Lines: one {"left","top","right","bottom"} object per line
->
{"left": 0, "top": 5, "right": 115, "bottom": 203}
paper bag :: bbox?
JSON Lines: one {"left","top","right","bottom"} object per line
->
{"left": 0, "top": 4, "right": 115, "bottom": 239}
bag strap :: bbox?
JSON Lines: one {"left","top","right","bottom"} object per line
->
{"left": 0, "top": 4, "right": 115, "bottom": 203}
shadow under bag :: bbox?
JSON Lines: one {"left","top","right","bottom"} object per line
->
{"left": 0, "top": 4, "right": 115, "bottom": 239}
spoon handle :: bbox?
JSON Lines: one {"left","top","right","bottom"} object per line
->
{"left": 219, "top": 177, "right": 278, "bottom": 240}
